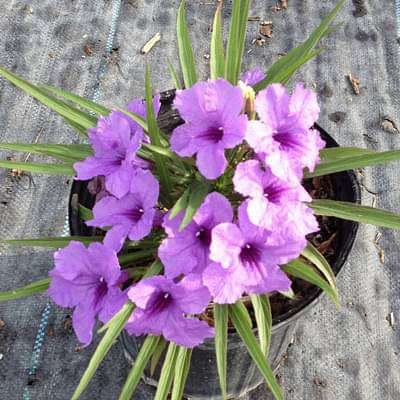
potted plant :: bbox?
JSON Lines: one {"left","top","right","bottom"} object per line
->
{"left": 1, "top": 1, "right": 400, "bottom": 399}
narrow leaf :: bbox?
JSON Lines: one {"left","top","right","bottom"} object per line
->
{"left": 118, "top": 335, "right": 161, "bottom": 400}
{"left": 305, "top": 150, "right": 400, "bottom": 178}
{"left": 118, "top": 249, "right": 155, "bottom": 266}
{"left": 154, "top": 342, "right": 179, "bottom": 400}
{"left": 150, "top": 338, "right": 168, "bottom": 376}
{"left": 40, "top": 85, "right": 110, "bottom": 115}
{"left": 236, "top": 299, "right": 252, "bottom": 328}
{"left": 0, "top": 236, "right": 102, "bottom": 248}
{"left": 177, "top": 1, "right": 197, "bottom": 88}
{"left": 210, "top": 4, "right": 225, "bottom": 79}
{"left": 319, "top": 147, "right": 375, "bottom": 163}
{"left": 309, "top": 199, "right": 400, "bottom": 229}
{"left": 145, "top": 65, "right": 172, "bottom": 203}
{"left": 254, "top": 0, "right": 346, "bottom": 90}
{"left": 0, "top": 278, "right": 50, "bottom": 302}
{"left": 0, "top": 160, "right": 74, "bottom": 175}
{"left": 0, "top": 143, "right": 92, "bottom": 163}
{"left": 0, "top": 66, "right": 97, "bottom": 130}
{"left": 302, "top": 242, "right": 336, "bottom": 288}
{"left": 225, "top": 0, "right": 250, "bottom": 84}
{"left": 179, "top": 181, "right": 209, "bottom": 231}
{"left": 71, "top": 302, "right": 135, "bottom": 399}
{"left": 229, "top": 303, "right": 283, "bottom": 400}
{"left": 169, "top": 188, "right": 190, "bottom": 220}
{"left": 79, "top": 204, "right": 93, "bottom": 221}
{"left": 171, "top": 347, "right": 192, "bottom": 400}
{"left": 214, "top": 304, "right": 228, "bottom": 400}
{"left": 167, "top": 60, "right": 183, "bottom": 90}
{"left": 282, "top": 258, "right": 340, "bottom": 307}
{"left": 250, "top": 295, "right": 272, "bottom": 356}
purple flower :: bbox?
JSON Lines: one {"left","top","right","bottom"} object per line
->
{"left": 124, "top": 95, "right": 161, "bottom": 142}
{"left": 240, "top": 67, "right": 266, "bottom": 86}
{"left": 126, "top": 275, "right": 214, "bottom": 348}
{"left": 251, "top": 83, "right": 324, "bottom": 174}
{"left": 48, "top": 241, "right": 127, "bottom": 345}
{"left": 233, "top": 159, "right": 311, "bottom": 229}
{"left": 204, "top": 202, "right": 293, "bottom": 304}
{"left": 158, "top": 192, "right": 233, "bottom": 278}
{"left": 86, "top": 169, "right": 159, "bottom": 252}
{"left": 74, "top": 110, "right": 149, "bottom": 199}
{"left": 171, "top": 79, "right": 248, "bottom": 179}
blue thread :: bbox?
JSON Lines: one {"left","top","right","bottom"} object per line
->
{"left": 22, "top": 1, "right": 122, "bottom": 398}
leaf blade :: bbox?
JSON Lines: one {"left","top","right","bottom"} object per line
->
{"left": 309, "top": 199, "right": 400, "bottom": 229}
{"left": 0, "top": 278, "right": 50, "bottom": 302}
{"left": 177, "top": 1, "right": 197, "bottom": 88}
{"left": 0, "top": 143, "right": 92, "bottom": 163}
{"left": 118, "top": 335, "right": 161, "bottom": 400}
{"left": 250, "top": 295, "right": 272, "bottom": 356}
{"left": 210, "top": 4, "right": 225, "bottom": 79}
{"left": 0, "top": 236, "right": 103, "bottom": 248}
{"left": 71, "top": 302, "right": 135, "bottom": 400}
{"left": 0, "top": 160, "right": 74, "bottom": 175}
{"left": 0, "top": 66, "right": 96, "bottom": 130}
{"left": 282, "top": 258, "right": 340, "bottom": 307}
{"left": 154, "top": 342, "right": 179, "bottom": 400}
{"left": 229, "top": 303, "right": 283, "bottom": 400}
{"left": 171, "top": 347, "right": 192, "bottom": 400}
{"left": 214, "top": 304, "right": 228, "bottom": 400}
{"left": 306, "top": 150, "right": 400, "bottom": 178}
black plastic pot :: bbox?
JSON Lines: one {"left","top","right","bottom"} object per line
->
{"left": 69, "top": 91, "right": 361, "bottom": 399}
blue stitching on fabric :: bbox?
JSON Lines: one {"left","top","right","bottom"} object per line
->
{"left": 22, "top": 1, "right": 122, "bottom": 398}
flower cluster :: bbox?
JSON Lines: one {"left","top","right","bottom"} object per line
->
{"left": 48, "top": 72, "right": 324, "bottom": 349}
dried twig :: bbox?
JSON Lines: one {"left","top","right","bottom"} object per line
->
{"left": 140, "top": 32, "right": 161, "bottom": 55}
{"left": 346, "top": 73, "right": 360, "bottom": 95}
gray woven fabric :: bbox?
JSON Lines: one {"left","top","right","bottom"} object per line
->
{"left": 1, "top": 0, "right": 400, "bottom": 399}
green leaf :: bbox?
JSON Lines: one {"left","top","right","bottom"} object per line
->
{"left": 0, "top": 66, "right": 97, "bottom": 131}
{"left": 277, "top": 48, "right": 324, "bottom": 85}
{"left": 79, "top": 204, "right": 93, "bottom": 221}
{"left": 309, "top": 199, "right": 400, "bottom": 229}
{"left": 145, "top": 65, "right": 172, "bottom": 203}
{"left": 250, "top": 295, "right": 272, "bottom": 356}
{"left": 254, "top": 0, "right": 346, "bottom": 90}
{"left": 282, "top": 258, "right": 340, "bottom": 308}
{"left": 150, "top": 338, "right": 168, "bottom": 376}
{"left": 0, "top": 143, "right": 92, "bottom": 163}
{"left": 210, "top": 3, "right": 225, "bottom": 79}
{"left": 63, "top": 117, "right": 90, "bottom": 137}
{"left": 302, "top": 242, "right": 336, "bottom": 288}
{"left": 171, "top": 347, "right": 192, "bottom": 400}
{"left": 179, "top": 180, "right": 209, "bottom": 231}
{"left": 319, "top": 147, "right": 375, "bottom": 163}
{"left": 71, "top": 302, "right": 135, "bottom": 400}
{"left": 40, "top": 85, "right": 110, "bottom": 116}
{"left": 118, "top": 335, "right": 161, "bottom": 400}
{"left": 0, "top": 160, "right": 74, "bottom": 176}
{"left": 176, "top": 1, "right": 197, "bottom": 88}
{"left": 305, "top": 150, "right": 400, "bottom": 178}
{"left": 225, "top": 0, "right": 250, "bottom": 84}
{"left": 154, "top": 342, "right": 179, "bottom": 400}
{"left": 229, "top": 303, "right": 283, "bottom": 400}
{"left": 236, "top": 299, "right": 252, "bottom": 329}
{"left": 118, "top": 249, "right": 155, "bottom": 266}
{"left": 0, "top": 278, "right": 50, "bottom": 302}
{"left": 214, "top": 304, "right": 228, "bottom": 400}
{"left": 141, "top": 143, "right": 181, "bottom": 162}
{"left": 167, "top": 59, "right": 183, "bottom": 90}
{"left": 169, "top": 188, "right": 190, "bottom": 220}
{"left": 0, "top": 236, "right": 102, "bottom": 248}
